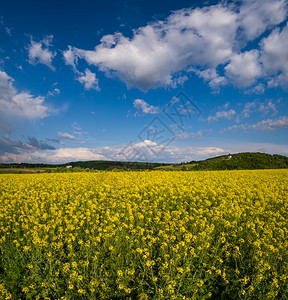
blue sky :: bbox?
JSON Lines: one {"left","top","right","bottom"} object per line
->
{"left": 0, "top": 0, "right": 288, "bottom": 163}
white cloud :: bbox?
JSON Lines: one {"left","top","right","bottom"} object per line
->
{"left": 207, "top": 109, "right": 236, "bottom": 122}
{"left": 240, "top": 99, "right": 278, "bottom": 119}
{"left": 224, "top": 115, "right": 288, "bottom": 132}
{"left": 244, "top": 83, "right": 265, "bottom": 94}
{"left": 28, "top": 35, "right": 56, "bottom": 70}
{"left": 48, "top": 88, "right": 61, "bottom": 96}
{"left": 259, "top": 99, "right": 277, "bottom": 115}
{"left": 133, "top": 99, "right": 159, "bottom": 115}
{"left": 242, "top": 101, "right": 257, "bottom": 118}
{"left": 250, "top": 116, "right": 288, "bottom": 131}
{"left": 76, "top": 69, "right": 100, "bottom": 90}
{"left": 57, "top": 132, "right": 76, "bottom": 140}
{"left": 225, "top": 50, "right": 261, "bottom": 88}
{"left": 238, "top": 0, "right": 287, "bottom": 40}
{"left": 0, "top": 70, "right": 49, "bottom": 132}
{"left": 63, "top": 45, "right": 78, "bottom": 71}
{"left": 63, "top": 0, "right": 287, "bottom": 91}
{"left": 63, "top": 4, "right": 239, "bottom": 91}
{"left": 260, "top": 23, "right": 288, "bottom": 87}
{"left": 2, "top": 147, "right": 107, "bottom": 164}
{"left": 113, "top": 139, "right": 228, "bottom": 162}
{"left": 192, "top": 67, "right": 227, "bottom": 90}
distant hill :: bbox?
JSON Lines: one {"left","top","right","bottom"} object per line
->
{"left": 1, "top": 152, "right": 288, "bottom": 172}
{"left": 0, "top": 160, "right": 168, "bottom": 171}
{"left": 155, "top": 152, "right": 288, "bottom": 171}
{"left": 62, "top": 160, "right": 167, "bottom": 170}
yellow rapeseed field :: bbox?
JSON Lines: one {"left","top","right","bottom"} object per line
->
{"left": 0, "top": 170, "right": 287, "bottom": 299}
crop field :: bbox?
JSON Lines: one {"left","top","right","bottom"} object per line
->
{"left": 0, "top": 170, "right": 288, "bottom": 299}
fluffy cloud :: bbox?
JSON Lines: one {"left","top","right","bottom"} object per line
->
{"left": 225, "top": 115, "right": 288, "bottom": 132}
{"left": 0, "top": 70, "right": 49, "bottom": 132}
{"left": 63, "top": 0, "right": 287, "bottom": 91}
{"left": 64, "top": 4, "right": 237, "bottom": 91}
{"left": 63, "top": 45, "right": 78, "bottom": 71}
{"left": 225, "top": 50, "right": 262, "bottom": 88}
{"left": 250, "top": 116, "right": 288, "bottom": 131}
{"left": 28, "top": 35, "right": 56, "bottom": 70}
{"left": 0, "top": 147, "right": 107, "bottom": 164}
{"left": 260, "top": 23, "right": 288, "bottom": 87}
{"left": 76, "top": 69, "right": 100, "bottom": 90}
{"left": 133, "top": 99, "right": 159, "bottom": 115}
{"left": 192, "top": 68, "right": 227, "bottom": 90}
{"left": 238, "top": 0, "right": 287, "bottom": 40}
{"left": 35, "top": 148, "right": 107, "bottom": 163}
{"left": 241, "top": 99, "right": 278, "bottom": 119}
{"left": 207, "top": 109, "right": 236, "bottom": 122}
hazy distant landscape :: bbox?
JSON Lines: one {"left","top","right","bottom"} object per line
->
{"left": 1, "top": 152, "right": 288, "bottom": 173}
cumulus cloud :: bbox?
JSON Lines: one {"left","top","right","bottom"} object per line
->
{"left": 0, "top": 147, "right": 107, "bottom": 164}
{"left": 63, "top": 45, "right": 78, "bottom": 71}
{"left": 64, "top": 4, "right": 238, "bottom": 91}
{"left": 192, "top": 67, "right": 227, "bottom": 90}
{"left": 133, "top": 99, "right": 159, "bottom": 115}
{"left": 0, "top": 70, "right": 49, "bottom": 132}
{"left": 27, "top": 35, "right": 56, "bottom": 70}
{"left": 36, "top": 148, "right": 107, "bottom": 163}
{"left": 260, "top": 23, "right": 288, "bottom": 87}
{"left": 207, "top": 109, "right": 236, "bottom": 122}
{"left": 63, "top": 0, "right": 287, "bottom": 91}
{"left": 238, "top": 0, "right": 287, "bottom": 40}
{"left": 225, "top": 50, "right": 262, "bottom": 88}
{"left": 249, "top": 116, "right": 288, "bottom": 131}
{"left": 76, "top": 69, "right": 100, "bottom": 90}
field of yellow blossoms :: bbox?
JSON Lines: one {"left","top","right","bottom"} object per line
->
{"left": 0, "top": 169, "right": 288, "bottom": 299}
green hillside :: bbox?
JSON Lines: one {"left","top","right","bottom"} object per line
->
{"left": 156, "top": 152, "right": 288, "bottom": 171}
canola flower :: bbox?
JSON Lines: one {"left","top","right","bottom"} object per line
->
{"left": 0, "top": 170, "right": 288, "bottom": 299}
